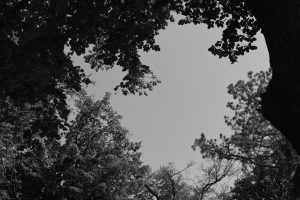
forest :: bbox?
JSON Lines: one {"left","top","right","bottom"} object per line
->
{"left": 1, "top": 0, "right": 300, "bottom": 199}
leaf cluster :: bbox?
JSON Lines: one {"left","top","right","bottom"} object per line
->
{"left": 0, "top": 92, "right": 148, "bottom": 200}
{"left": 0, "top": 0, "right": 179, "bottom": 137}
{"left": 0, "top": 0, "right": 264, "bottom": 139}
{"left": 178, "top": 0, "right": 259, "bottom": 63}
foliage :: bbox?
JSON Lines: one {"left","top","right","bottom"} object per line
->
{"left": 59, "top": 92, "right": 149, "bottom": 200}
{"left": 177, "top": 0, "right": 259, "bottom": 63}
{"left": 143, "top": 160, "right": 236, "bottom": 200}
{"left": 0, "top": 0, "right": 178, "bottom": 100}
{"left": 0, "top": 92, "right": 148, "bottom": 200}
{"left": 0, "top": 97, "right": 62, "bottom": 199}
{"left": 144, "top": 163, "right": 194, "bottom": 200}
{"left": 0, "top": 0, "right": 180, "bottom": 138}
{"left": 0, "top": 0, "right": 264, "bottom": 138}
{"left": 2, "top": 1, "right": 296, "bottom": 199}
{"left": 0, "top": 0, "right": 263, "bottom": 100}
{"left": 193, "top": 70, "right": 300, "bottom": 199}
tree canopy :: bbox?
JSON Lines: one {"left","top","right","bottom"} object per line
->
{"left": 0, "top": 92, "right": 149, "bottom": 199}
{"left": 1, "top": 0, "right": 299, "bottom": 152}
{"left": 0, "top": 0, "right": 264, "bottom": 139}
{"left": 0, "top": 0, "right": 177, "bottom": 138}
{"left": 2, "top": 0, "right": 300, "bottom": 198}
{"left": 193, "top": 70, "right": 300, "bottom": 199}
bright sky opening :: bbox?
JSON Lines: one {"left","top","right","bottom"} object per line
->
{"left": 73, "top": 17, "right": 270, "bottom": 173}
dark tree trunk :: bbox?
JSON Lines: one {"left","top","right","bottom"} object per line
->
{"left": 245, "top": 0, "right": 300, "bottom": 197}
{"left": 245, "top": 0, "right": 300, "bottom": 153}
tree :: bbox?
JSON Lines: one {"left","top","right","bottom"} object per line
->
{"left": 59, "top": 92, "right": 149, "bottom": 200}
{"left": 193, "top": 70, "right": 300, "bottom": 199}
{"left": 191, "top": 159, "right": 236, "bottom": 200}
{"left": 0, "top": 0, "right": 180, "bottom": 99}
{"left": 0, "top": 92, "right": 149, "bottom": 200}
{"left": 144, "top": 163, "right": 194, "bottom": 200}
{"left": 143, "top": 160, "right": 236, "bottom": 200}
{"left": 0, "top": 0, "right": 179, "bottom": 139}
{"left": 0, "top": 96, "right": 64, "bottom": 199}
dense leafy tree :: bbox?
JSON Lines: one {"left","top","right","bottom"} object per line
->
{"left": 0, "top": 0, "right": 181, "bottom": 99}
{"left": 59, "top": 92, "right": 149, "bottom": 200}
{"left": 193, "top": 70, "right": 300, "bottom": 199}
{"left": 0, "top": 0, "right": 180, "bottom": 138}
{"left": 0, "top": 97, "right": 62, "bottom": 199}
{"left": 0, "top": 92, "right": 149, "bottom": 200}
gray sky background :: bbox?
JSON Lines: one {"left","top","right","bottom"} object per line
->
{"left": 74, "top": 20, "right": 269, "bottom": 172}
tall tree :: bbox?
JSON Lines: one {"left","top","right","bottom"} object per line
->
{"left": 193, "top": 70, "right": 300, "bottom": 199}
{"left": 60, "top": 92, "right": 149, "bottom": 200}
{"left": 0, "top": 92, "right": 149, "bottom": 200}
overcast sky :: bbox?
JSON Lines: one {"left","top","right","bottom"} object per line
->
{"left": 74, "top": 19, "right": 269, "bottom": 172}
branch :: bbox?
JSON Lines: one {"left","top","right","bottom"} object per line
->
{"left": 171, "top": 162, "right": 194, "bottom": 177}
{"left": 81, "top": 131, "right": 102, "bottom": 156}
{"left": 198, "top": 160, "right": 234, "bottom": 200}
{"left": 225, "top": 152, "right": 277, "bottom": 169}
{"left": 166, "top": 172, "right": 176, "bottom": 200}
{"left": 223, "top": 145, "right": 277, "bottom": 169}
{"left": 200, "top": 174, "right": 226, "bottom": 200}
{"left": 144, "top": 184, "right": 161, "bottom": 200}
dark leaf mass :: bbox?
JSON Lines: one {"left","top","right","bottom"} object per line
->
{"left": 0, "top": 0, "right": 264, "bottom": 138}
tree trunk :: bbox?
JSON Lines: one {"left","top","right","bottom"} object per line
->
{"left": 244, "top": 0, "right": 300, "bottom": 197}
{"left": 245, "top": 0, "right": 300, "bottom": 153}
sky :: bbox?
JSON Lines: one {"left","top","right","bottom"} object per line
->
{"left": 73, "top": 18, "right": 270, "bottom": 173}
